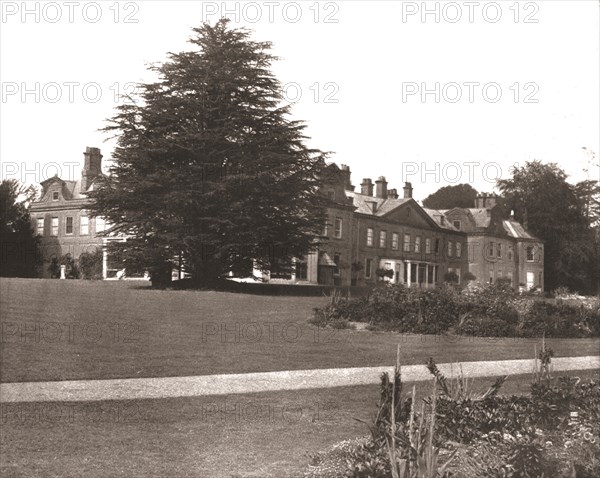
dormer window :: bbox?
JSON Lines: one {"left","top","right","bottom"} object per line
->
{"left": 52, "top": 191, "right": 59, "bottom": 201}
{"left": 453, "top": 220, "right": 461, "bottom": 230}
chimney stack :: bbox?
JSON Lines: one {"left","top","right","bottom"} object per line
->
{"left": 339, "top": 164, "right": 353, "bottom": 190}
{"left": 82, "top": 146, "right": 102, "bottom": 191}
{"left": 361, "top": 178, "right": 373, "bottom": 197}
{"left": 375, "top": 176, "right": 388, "bottom": 199}
{"left": 403, "top": 182, "right": 413, "bottom": 199}
{"left": 387, "top": 188, "right": 399, "bottom": 199}
{"left": 475, "top": 192, "right": 496, "bottom": 209}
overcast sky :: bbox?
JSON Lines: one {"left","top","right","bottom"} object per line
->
{"left": 1, "top": 1, "right": 599, "bottom": 201}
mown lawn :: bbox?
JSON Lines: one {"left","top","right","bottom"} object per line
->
{"left": 2, "top": 370, "right": 598, "bottom": 478}
{"left": 1, "top": 278, "right": 598, "bottom": 383}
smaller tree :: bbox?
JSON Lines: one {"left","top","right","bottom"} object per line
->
{"left": 423, "top": 184, "right": 478, "bottom": 209}
{"left": 0, "top": 179, "right": 38, "bottom": 277}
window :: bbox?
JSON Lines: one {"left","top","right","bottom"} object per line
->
{"left": 447, "top": 241, "right": 453, "bottom": 257}
{"left": 334, "top": 218, "right": 342, "bottom": 239}
{"left": 96, "top": 216, "right": 106, "bottom": 233}
{"left": 526, "top": 245, "right": 535, "bottom": 262}
{"left": 435, "top": 238, "right": 440, "bottom": 253}
{"left": 323, "top": 219, "right": 329, "bottom": 236}
{"left": 425, "top": 238, "right": 431, "bottom": 254}
{"left": 456, "top": 242, "right": 462, "bottom": 258}
{"left": 392, "top": 233, "right": 399, "bottom": 250}
{"left": 497, "top": 243, "right": 502, "bottom": 258}
{"left": 51, "top": 217, "right": 58, "bottom": 236}
{"left": 453, "top": 220, "right": 461, "bottom": 230}
{"left": 52, "top": 191, "right": 59, "bottom": 201}
{"left": 508, "top": 245, "right": 513, "bottom": 261}
{"left": 327, "top": 190, "right": 335, "bottom": 201}
{"left": 367, "top": 228, "right": 374, "bottom": 246}
{"left": 455, "top": 268, "right": 461, "bottom": 284}
{"left": 65, "top": 216, "right": 73, "bottom": 235}
{"left": 295, "top": 261, "right": 307, "bottom": 280}
{"left": 415, "top": 236, "right": 421, "bottom": 253}
{"left": 403, "top": 233, "right": 411, "bottom": 252}
{"left": 440, "top": 216, "right": 445, "bottom": 225}
{"left": 406, "top": 207, "right": 411, "bottom": 217}
{"left": 365, "top": 258, "right": 372, "bottom": 278}
{"left": 489, "top": 241, "right": 495, "bottom": 258}
{"left": 333, "top": 254, "right": 340, "bottom": 276}
{"left": 80, "top": 216, "right": 89, "bottom": 235}
{"left": 36, "top": 217, "right": 44, "bottom": 235}
{"left": 379, "top": 230, "right": 387, "bottom": 248}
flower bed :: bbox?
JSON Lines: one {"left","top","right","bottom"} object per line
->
{"left": 304, "top": 357, "right": 600, "bottom": 478}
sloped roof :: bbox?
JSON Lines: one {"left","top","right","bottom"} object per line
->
{"left": 423, "top": 208, "right": 460, "bottom": 231}
{"left": 345, "top": 191, "right": 410, "bottom": 216}
{"left": 318, "top": 252, "right": 336, "bottom": 266}
{"left": 503, "top": 220, "right": 539, "bottom": 240}
{"left": 464, "top": 208, "right": 492, "bottom": 229}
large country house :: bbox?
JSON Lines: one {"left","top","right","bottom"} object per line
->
{"left": 30, "top": 150, "right": 544, "bottom": 290}
{"left": 30, "top": 147, "right": 120, "bottom": 278}
{"left": 261, "top": 163, "right": 544, "bottom": 290}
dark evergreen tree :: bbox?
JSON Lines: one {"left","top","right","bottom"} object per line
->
{"left": 90, "top": 19, "right": 327, "bottom": 285}
{"left": 422, "top": 184, "right": 478, "bottom": 209}
{"left": 0, "top": 179, "right": 39, "bottom": 277}
{"left": 498, "top": 161, "right": 599, "bottom": 294}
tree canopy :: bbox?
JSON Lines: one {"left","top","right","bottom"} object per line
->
{"left": 498, "top": 161, "right": 599, "bottom": 294}
{"left": 0, "top": 179, "right": 38, "bottom": 277}
{"left": 90, "top": 19, "right": 327, "bottom": 284}
{"left": 422, "top": 184, "right": 478, "bottom": 209}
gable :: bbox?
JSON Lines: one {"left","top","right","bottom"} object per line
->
{"left": 40, "top": 177, "right": 66, "bottom": 202}
{"left": 382, "top": 201, "right": 439, "bottom": 229}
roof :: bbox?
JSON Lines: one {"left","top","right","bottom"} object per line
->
{"left": 423, "top": 208, "right": 460, "bottom": 231}
{"left": 465, "top": 208, "right": 492, "bottom": 229}
{"left": 318, "top": 252, "right": 336, "bottom": 266}
{"left": 503, "top": 220, "right": 539, "bottom": 240}
{"left": 345, "top": 191, "right": 410, "bottom": 216}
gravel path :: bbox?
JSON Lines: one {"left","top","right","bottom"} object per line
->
{"left": 1, "top": 356, "right": 598, "bottom": 403}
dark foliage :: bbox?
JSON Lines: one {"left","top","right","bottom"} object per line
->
{"left": 422, "top": 184, "right": 479, "bottom": 209}
{"left": 89, "top": 19, "right": 327, "bottom": 284}
{"left": 0, "top": 179, "right": 38, "bottom": 277}
{"left": 78, "top": 247, "right": 104, "bottom": 280}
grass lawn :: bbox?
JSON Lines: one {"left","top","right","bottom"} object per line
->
{"left": 1, "top": 278, "right": 598, "bottom": 383}
{"left": 2, "top": 369, "right": 598, "bottom": 478}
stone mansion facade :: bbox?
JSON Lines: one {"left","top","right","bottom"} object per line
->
{"left": 30, "top": 149, "right": 543, "bottom": 289}
{"left": 267, "top": 163, "right": 544, "bottom": 290}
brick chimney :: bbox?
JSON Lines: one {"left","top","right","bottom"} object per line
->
{"left": 375, "top": 176, "right": 388, "bottom": 199}
{"left": 361, "top": 178, "right": 373, "bottom": 196}
{"left": 340, "top": 164, "right": 353, "bottom": 190}
{"left": 403, "top": 182, "right": 413, "bottom": 199}
{"left": 81, "top": 147, "right": 102, "bottom": 191}
{"left": 475, "top": 192, "right": 496, "bottom": 209}
{"left": 387, "top": 188, "right": 399, "bottom": 199}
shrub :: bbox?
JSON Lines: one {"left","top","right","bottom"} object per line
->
{"left": 78, "top": 247, "right": 104, "bottom": 280}
{"left": 520, "top": 301, "right": 599, "bottom": 338}
{"left": 48, "top": 253, "right": 80, "bottom": 279}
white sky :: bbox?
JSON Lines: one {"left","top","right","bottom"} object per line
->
{"left": 1, "top": 0, "right": 599, "bottom": 201}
